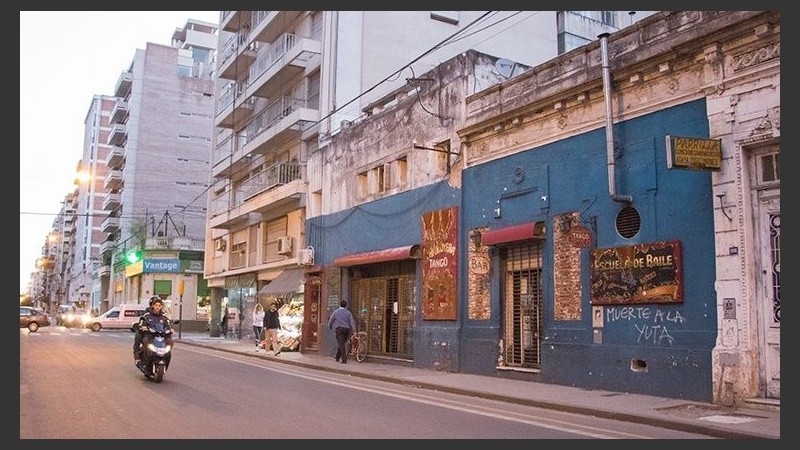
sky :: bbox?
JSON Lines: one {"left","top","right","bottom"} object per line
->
{"left": 20, "top": 11, "right": 221, "bottom": 294}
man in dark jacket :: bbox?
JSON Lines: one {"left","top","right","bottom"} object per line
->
{"left": 262, "top": 301, "right": 282, "bottom": 356}
{"left": 136, "top": 297, "right": 174, "bottom": 371}
{"left": 133, "top": 296, "right": 158, "bottom": 363}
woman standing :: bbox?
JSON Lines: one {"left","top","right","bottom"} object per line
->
{"left": 262, "top": 301, "right": 282, "bottom": 356}
{"left": 252, "top": 303, "right": 265, "bottom": 348}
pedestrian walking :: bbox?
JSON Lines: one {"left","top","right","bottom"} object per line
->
{"left": 252, "top": 303, "right": 265, "bottom": 349}
{"left": 328, "top": 299, "right": 357, "bottom": 364}
{"left": 262, "top": 301, "right": 282, "bottom": 355}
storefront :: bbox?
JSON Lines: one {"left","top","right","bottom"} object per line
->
{"left": 257, "top": 267, "right": 306, "bottom": 351}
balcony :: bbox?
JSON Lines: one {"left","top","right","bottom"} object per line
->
{"left": 107, "top": 123, "right": 127, "bottom": 146}
{"left": 102, "top": 192, "right": 121, "bottom": 211}
{"left": 211, "top": 133, "right": 250, "bottom": 179}
{"left": 101, "top": 216, "right": 120, "bottom": 234}
{"left": 242, "top": 96, "right": 318, "bottom": 156}
{"left": 104, "top": 170, "right": 123, "bottom": 190}
{"left": 214, "top": 81, "right": 254, "bottom": 129}
{"left": 97, "top": 264, "right": 111, "bottom": 277}
{"left": 220, "top": 10, "right": 252, "bottom": 33}
{"left": 100, "top": 240, "right": 115, "bottom": 256}
{"left": 218, "top": 30, "right": 257, "bottom": 81}
{"left": 209, "top": 162, "right": 304, "bottom": 230}
{"left": 109, "top": 99, "right": 129, "bottom": 124}
{"left": 114, "top": 71, "right": 133, "bottom": 98}
{"left": 248, "top": 33, "right": 322, "bottom": 100}
{"left": 253, "top": 11, "right": 303, "bottom": 45}
{"left": 104, "top": 145, "right": 124, "bottom": 169}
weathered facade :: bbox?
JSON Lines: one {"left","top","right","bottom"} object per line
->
{"left": 306, "top": 11, "right": 779, "bottom": 405}
{"left": 458, "top": 10, "right": 780, "bottom": 405}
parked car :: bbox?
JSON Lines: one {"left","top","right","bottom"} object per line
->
{"left": 63, "top": 308, "right": 91, "bottom": 328}
{"left": 20, "top": 306, "right": 51, "bottom": 332}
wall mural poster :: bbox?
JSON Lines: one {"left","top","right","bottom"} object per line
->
{"left": 421, "top": 207, "right": 458, "bottom": 320}
{"left": 590, "top": 240, "right": 683, "bottom": 305}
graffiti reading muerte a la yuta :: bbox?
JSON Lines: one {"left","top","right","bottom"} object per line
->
{"left": 605, "top": 306, "right": 685, "bottom": 346}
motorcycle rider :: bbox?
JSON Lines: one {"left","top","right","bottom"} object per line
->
{"left": 135, "top": 297, "right": 174, "bottom": 370}
{"left": 133, "top": 296, "right": 159, "bottom": 364}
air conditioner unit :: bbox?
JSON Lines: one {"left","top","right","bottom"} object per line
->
{"left": 297, "top": 246, "right": 315, "bottom": 265}
{"left": 215, "top": 239, "right": 227, "bottom": 251}
{"left": 277, "top": 236, "right": 293, "bottom": 255}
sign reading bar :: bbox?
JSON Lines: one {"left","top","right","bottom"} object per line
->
{"left": 666, "top": 135, "right": 722, "bottom": 171}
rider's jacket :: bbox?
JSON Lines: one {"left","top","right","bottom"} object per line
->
{"left": 137, "top": 311, "right": 174, "bottom": 335}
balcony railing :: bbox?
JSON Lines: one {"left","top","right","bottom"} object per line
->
{"left": 216, "top": 81, "right": 247, "bottom": 112}
{"left": 101, "top": 216, "right": 120, "bottom": 233}
{"left": 104, "top": 170, "right": 123, "bottom": 190}
{"left": 212, "top": 133, "right": 249, "bottom": 167}
{"left": 209, "top": 162, "right": 302, "bottom": 217}
{"left": 107, "top": 124, "right": 127, "bottom": 146}
{"left": 245, "top": 96, "right": 307, "bottom": 141}
{"left": 105, "top": 146, "right": 124, "bottom": 169}
{"left": 249, "top": 32, "right": 297, "bottom": 82}
{"left": 114, "top": 71, "right": 132, "bottom": 98}
{"left": 102, "top": 193, "right": 121, "bottom": 211}
{"left": 238, "top": 162, "right": 302, "bottom": 202}
{"left": 110, "top": 99, "right": 129, "bottom": 124}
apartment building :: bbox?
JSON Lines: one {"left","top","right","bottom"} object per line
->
{"left": 202, "top": 11, "right": 649, "bottom": 342}
{"left": 64, "top": 95, "right": 116, "bottom": 310}
{"left": 87, "top": 19, "right": 219, "bottom": 327}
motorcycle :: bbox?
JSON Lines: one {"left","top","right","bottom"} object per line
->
{"left": 136, "top": 320, "right": 176, "bottom": 382}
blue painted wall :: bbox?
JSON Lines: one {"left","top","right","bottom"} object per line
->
{"left": 461, "top": 99, "right": 717, "bottom": 401}
{"left": 306, "top": 181, "right": 461, "bottom": 359}
{"left": 307, "top": 99, "right": 717, "bottom": 401}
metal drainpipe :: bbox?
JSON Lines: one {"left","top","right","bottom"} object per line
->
{"left": 599, "top": 33, "right": 633, "bottom": 204}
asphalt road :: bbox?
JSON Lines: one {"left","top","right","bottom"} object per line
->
{"left": 20, "top": 327, "right": 715, "bottom": 439}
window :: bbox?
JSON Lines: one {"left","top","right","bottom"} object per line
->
{"left": 358, "top": 171, "right": 369, "bottom": 198}
{"left": 262, "top": 217, "right": 289, "bottom": 262}
{"left": 311, "top": 11, "right": 323, "bottom": 40}
{"left": 375, "top": 165, "right": 386, "bottom": 193}
{"left": 307, "top": 71, "right": 320, "bottom": 110}
{"left": 759, "top": 152, "right": 780, "bottom": 184}
{"left": 230, "top": 242, "right": 247, "bottom": 269}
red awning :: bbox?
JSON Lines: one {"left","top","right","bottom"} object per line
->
{"left": 334, "top": 245, "right": 420, "bottom": 267}
{"left": 481, "top": 222, "right": 545, "bottom": 246}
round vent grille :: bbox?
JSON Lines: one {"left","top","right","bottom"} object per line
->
{"left": 615, "top": 206, "right": 641, "bottom": 239}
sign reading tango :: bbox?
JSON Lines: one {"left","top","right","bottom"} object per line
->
{"left": 590, "top": 241, "right": 683, "bottom": 305}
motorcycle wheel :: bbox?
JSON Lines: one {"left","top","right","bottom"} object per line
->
{"left": 154, "top": 364, "right": 165, "bottom": 383}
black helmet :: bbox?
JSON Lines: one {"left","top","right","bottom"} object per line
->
{"left": 149, "top": 296, "right": 160, "bottom": 306}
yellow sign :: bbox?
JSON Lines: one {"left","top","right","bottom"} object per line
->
{"left": 666, "top": 135, "right": 722, "bottom": 170}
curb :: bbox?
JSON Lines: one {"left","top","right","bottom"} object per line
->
{"left": 177, "top": 339, "right": 775, "bottom": 439}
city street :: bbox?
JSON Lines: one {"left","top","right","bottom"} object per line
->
{"left": 20, "top": 327, "right": 714, "bottom": 439}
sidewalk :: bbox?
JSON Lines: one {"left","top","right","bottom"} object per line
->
{"left": 174, "top": 331, "right": 780, "bottom": 439}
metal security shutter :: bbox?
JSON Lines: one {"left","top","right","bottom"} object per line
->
{"left": 350, "top": 261, "right": 415, "bottom": 359}
{"left": 501, "top": 241, "right": 543, "bottom": 369}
